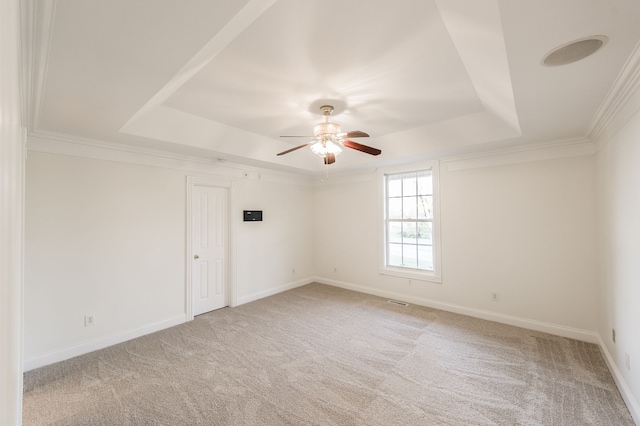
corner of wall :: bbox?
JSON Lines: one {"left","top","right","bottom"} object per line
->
{"left": 597, "top": 334, "right": 640, "bottom": 424}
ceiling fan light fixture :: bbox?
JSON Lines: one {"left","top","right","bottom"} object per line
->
{"left": 277, "top": 104, "right": 380, "bottom": 164}
{"left": 313, "top": 122, "right": 342, "bottom": 137}
{"left": 310, "top": 141, "right": 342, "bottom": 158}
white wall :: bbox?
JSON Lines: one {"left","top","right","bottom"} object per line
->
{"left": 24, "top": 151, "right": 314, "bottom": 369}
{"left": 441, "top": 157, "right": 597, "bottom": 331}
{"left": 234, "top": 178, "right": 314, "bottom": 304}
{"left": 25, "top": 131, "right": 639, "bottom": 419}
{"left": 20, "top": 128, "right": 638, "bottom": 419}
{"left": 314, "top": 154, "right": 598, "bottom": 339}
{"left": 595, "top": 105, "right": 640, "bottom": 419}
{"left": 25, "top": 153, "right": 186, "bottom": 363}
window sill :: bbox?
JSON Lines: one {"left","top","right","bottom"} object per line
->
{"left": 379, "top": 266, "right": 442, "bottom": 284}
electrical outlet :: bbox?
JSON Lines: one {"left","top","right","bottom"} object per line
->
{"left": 612, "top": 328, "right": 616, "bottom": 343}
{"left": 333, "top": 267, "right": 338, "bottom": 273}
{"left": 292, "top": 268, "right": 295, "bottom": 274}
{"left": 408, "top": 279, "right": 413, "bottom": 287}
{"left": 625, "top": 353, "right": 630, "bottom": 371}
{"left": 491, "top": 292, "right": 500, "bottom": 302}
{"left": 84, "top": 314, "right": 95, "bottom": 327}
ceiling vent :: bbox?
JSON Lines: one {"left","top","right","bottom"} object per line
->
{"left": 542, "top": 36, "right": 608, "bottom": 67}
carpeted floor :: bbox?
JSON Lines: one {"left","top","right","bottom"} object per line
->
{"left": 23, "top": 283, "right": 634, "bottom": 425}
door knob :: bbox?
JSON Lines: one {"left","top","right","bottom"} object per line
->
{"left": 194, "top": 254, "right": 199, "bottom": 259}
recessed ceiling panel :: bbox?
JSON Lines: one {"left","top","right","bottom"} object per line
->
{"left": 39, "top": 0, "right": 251, "bottom": 138}
{"left": 164, "top": 0, "right": 483, "bottom": 140}
{"left": 27, "top": 0, "right": 640, "bottom": 174}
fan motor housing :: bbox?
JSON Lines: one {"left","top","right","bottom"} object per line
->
{"left": 313, "top": 122, "right": 341, "bottom": 137}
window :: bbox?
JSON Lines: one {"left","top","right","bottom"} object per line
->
{"left": 380, "top": 162, "right": 441, "bottom": 282}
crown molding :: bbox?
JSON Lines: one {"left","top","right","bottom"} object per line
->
{"left": 588, "top": 39, "right": 640, "bottom": 152}
{"left": 27, "top": 129, "right": 596, "bottom": 186}
{"left": 309, "top": 137, "right": 594, "bottom": 184}
{"left": 441, "top": 137, "right": 594, "bottom": 172}
{"left": 27, "top": 130, "right": 315, "bottom": 186}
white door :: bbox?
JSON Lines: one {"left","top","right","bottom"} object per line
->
{"left": 191, "top": 185, "right": 228, "bottom": 315}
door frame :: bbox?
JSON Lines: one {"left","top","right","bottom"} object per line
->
{"left": 186, "top": 176, "right": 235, "bottom": 320}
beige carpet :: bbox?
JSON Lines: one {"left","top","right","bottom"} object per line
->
{"left": 23, "top": 283, "right": 634, "bottom": 425}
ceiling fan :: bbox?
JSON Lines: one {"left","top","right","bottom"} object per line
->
{"left": 277, "top": 105, "right": 381, "bottom": 165}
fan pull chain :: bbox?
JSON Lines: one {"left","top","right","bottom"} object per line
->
{"left": 320, "top": 162, "right": 330, "bottom": 183}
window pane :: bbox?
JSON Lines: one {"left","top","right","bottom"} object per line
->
{"left": 403, "top": 173, "right": 417, "bottom": 196}
{"left": 403, "top": 196, "right": 417, "bottom": 219}
{"left": 417, "top": 195, "right": 433, "bottom": 219}
{"left": 388, "top": 243, "right": 403, "bottom": 267}
{"left": 388, "top": 175, "right": 402, "bottom": 197}
{"left": 418, "top": 245, "right": 433, "bottom": 271}
{"left": 402, "top": 244, "right": 418, "bottom": 268}
{"left": 402, "top": 222, "right": 417, "bottom": 245}
{"left": 417, "top": 222, "right": 432, "bottom": 245}
{"left": 417, "top": 171, "right": 432, "bottom": 195}
{"left": 388, "top": 222, "right": 402, "bottom": 243}
{"left": 384, "top": 165, "right": 438, "bottom": 279}
{"left": 388, "top": 198, "right": 402, "bottom": 219}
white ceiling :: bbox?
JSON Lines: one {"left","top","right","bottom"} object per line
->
{"left": 26, "top": 0, "right": 640, "bottom": 174}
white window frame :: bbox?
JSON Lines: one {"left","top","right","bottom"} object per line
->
{"left": 378, "top": 161, "right": 442, "bottom": 283}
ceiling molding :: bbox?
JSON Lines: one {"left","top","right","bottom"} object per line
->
{"left": 309, "top": 137, "right": 595, "bottom": 184}
{"left": 26, "top": 130, "right": 315, "bottom": 186}
{"left": 588, "top": 39, "right": 640, "bottom": 151}
{"left": 441, "top": 138, "right": 594, "bottom": 172}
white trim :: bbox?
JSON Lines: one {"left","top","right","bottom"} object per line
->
{"left": 597, "top": 335, "right": 640, "bottom": 424}
{"left": 442, "top": 138, "right": 594, "bottom": 172}
{"left": 378, "top": 161, "right": 442, "bottom": 284}
{"left": 26, "top": 131, "right": 599, "bottom": 186}
{"left": 186, "top": 177, "right": 234, "bottom": 320}
{"left": 235, "top": 277, "right": 313, "bottom": 306}
{"left": 27, "top": 131, "right": 316, "bottom": 186}
{"left": 313, "top": 136, "right": 594, "bottom": 186}
{"left": 589, "top": 39, "right": 640, "bottom": 151}
{"left": 315, "top": 277, "right": 599, "bottom": 343}
{"left": 1, "top": 0, "right": 25, "bottom": 423}
{"left": 378, "top": 267, "right": 442, "bottom": 284}
{"left": 23, "top": 315, "right": 187, "bottom": 372}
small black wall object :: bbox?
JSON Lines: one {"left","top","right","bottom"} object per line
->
{"left": 243, "top": 210, "right": 263, "bottom": 221}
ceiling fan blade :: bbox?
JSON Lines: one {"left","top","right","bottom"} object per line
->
{"left": 277, "top": 141, "right": 313, "bottom": 156}
{"left": 344, "top": 130, "right": 369, "bottom": 138}
{"left": 323, "top": 152, "right": 336, "bottom": 165}
{"left": 342, "top": 140, "right": 381, "bottom": 156}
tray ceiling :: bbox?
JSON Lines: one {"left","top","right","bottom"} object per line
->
{"left": 26, "top": 0, "right": 640, "bottom": 173}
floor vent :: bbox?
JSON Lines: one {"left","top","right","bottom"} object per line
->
{"left": 387, "top": 299, "right": 409, "bottom": 307}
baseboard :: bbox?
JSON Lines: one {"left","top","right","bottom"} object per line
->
{"left": 23, "top": 314, "right": 187, "bottom": 372}
{"left": 314, "top": 277, "right": 599, "bottom": 343}
{"left": 24, "top": 278, "right": 311, "bottom": 371}
{"left": 235, "top": 277, "right": 314, "bottom": 306}
{"left": 597, "top": 335, "right": 640, "bottom": 424}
